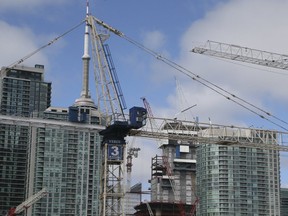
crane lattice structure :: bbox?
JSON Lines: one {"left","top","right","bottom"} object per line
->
{"left": 129, "top": 116, "right": 288, "bottom": 151}
{"left": 2, "top": 10, "right": 288, "bottom": 215}
{"left": 7, "top": 188, "right": 47, "bottom": 216}
{"left": 0, "top": 110, "right": 288, "bottom": 216}
{"left": 144, "top": 200, "right": 154, "bottom": 216}
{"left": 1, "top": 113, "right": 287, "bottom": 153}
{"left": 87, "top": 15, "right": 129, "bottom": 216}
{"left": 0, "top": 114, "right": 287, "bottom": 152}
{"left": 191, "top": 40, "right": 288, "bottom": 70}
{"left": 88, "top": 15, "right": 127, "bottom": 125}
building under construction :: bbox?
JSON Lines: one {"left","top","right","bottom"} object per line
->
{"left": 1, "top": 1, "right": 288, "bottom": 215}
{"left": 133, "top": 122, "right": 281, "bottom": 216}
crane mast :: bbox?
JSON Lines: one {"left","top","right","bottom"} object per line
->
{"left": 88, "top": 15, "right": 127, "bottom": 125}
{"left": 99, "top": 107, "right": 147, "bottom": 216}
{"left": 86, "top": 15, "right": 132, "bottom": 216}
{"left": 2, "top": 10, "right": 288, "bottom": 214}
{"left": 191, "top": 40, "right": 288, "bottom": 70}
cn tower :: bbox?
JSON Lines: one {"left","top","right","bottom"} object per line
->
{"left": 74, "top": 0, "right": 96, "bottom": 108}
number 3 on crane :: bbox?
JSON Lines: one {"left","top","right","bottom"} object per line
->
{"left": 108, "top": 145, "right": 123, "bottom": 161}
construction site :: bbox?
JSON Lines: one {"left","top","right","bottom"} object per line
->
{"left": 1, "top": 1, "right": 288, "bottom": 216}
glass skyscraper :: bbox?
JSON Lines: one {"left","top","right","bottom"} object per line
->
{"left": 0, "top": 65, "right": 51, "bottom": 214}
{"left": 0, "top": 64, "right": 51, "bottom": 117}
{"left": 0, "top": 65, "right": 104, "bottom": 215}
{"left": 280, "top": 188, "right": 288, "bottom": 215}
{"left": 146, "top": 124, "right": 281, "bottom": 216}
{"left": 29, "top": 107, "right": 102, "bottom": 215}
{"left": 197, "top": 144, "right": 280, "bottom": 215}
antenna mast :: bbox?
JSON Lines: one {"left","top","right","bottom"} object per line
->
{"left": 74, "top": 0, "right": 96, "bottom": 107}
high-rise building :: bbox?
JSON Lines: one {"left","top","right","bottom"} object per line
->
{"left": 0, "top": 64, "right": 52, "bottom": 214}
{"left": 0, "top": 64, "right": 51, "bottom": 117}
{"left": 150, "top": 140, "right": 197, "bottom": 205}
{"left": 27, "top": 106, "right": 103, "bottom": 216}
{"left": 135, "top": 137, "right": 198, "bottom": 215}
{"left": 280, "top": 188, "right": 288, "bottom": 215}
{"left": 197, "top": 144, "right": 280, "bottom": 215}
{"left": 144, "top": 125, "right": 281, "bottom": 216}
{"left": 196, "top": 128, "right": 280, "bottom": 216}
{"left": 124, "top": 183, "right": 142, "bottom": 215}
{"left": 0, "top": 65, "right": 104, "bottom": 216}
{"left": 0, "top": 3, "right": 107, "bottom": 215}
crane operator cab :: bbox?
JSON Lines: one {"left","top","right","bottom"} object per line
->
{"left": 129, "top": 106, "right": 147, "bottom": 129}
{"left": 100, "top": 106, "right": 147, "bottom": 139}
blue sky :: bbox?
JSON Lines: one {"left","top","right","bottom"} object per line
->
{"left": 1, "top": 0, "right": 288, "bottom": 188}
{"left": 0, "top": 0, "right": 228, "bottom": 116}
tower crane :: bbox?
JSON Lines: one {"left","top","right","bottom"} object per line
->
{"left": 88, "top": 15, "right": 127, "bottom": 124}
{"left": 0, "top": 110, "right": 287, "bottom": 216}
{"left": 0, "top": 111, "right": 286, "bottom": 151}
{"left": 6, "top": 188, "right": 47, "bottom": 216}
{"left": 2, "top": 10, "right": 288, "bottom": 215}
{"left": 191, "top": 40, "right": 288, "bottom": 71}
{"left": 86, "top": 12, "right": 142, "bottom": 216}
{"left": 125, "top": 142, "right": 141, "bottom": 210}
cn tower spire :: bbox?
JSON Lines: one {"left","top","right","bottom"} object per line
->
{"left": 74, "top": 0, "right": 95, "bottom": 107}
{"left": 81, "top": 0, "right": 90, "bottom": 98}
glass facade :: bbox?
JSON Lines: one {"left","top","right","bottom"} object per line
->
{"left": 30, "top": 124, "right": 102, "bottom": 216}
{"left": 148, "top": 126, "right": 281, "bottom": 216}
{"left": 0, "top": 65, "right": 51, "bottom": 117}
{"left": 0, "top": 124, "right": 29, "bottom": 215}
{"left": 26, "top": 107, "right": 102, "bottom": 215}
{"left": 197, "top": 145, "right": 280, "bottom": 216}
{"left": 0, "top": 65, "right": 51, "bottom": 215}
{"left": 280, "top": 188, "right": 288, "bottom": 216}
{"left": 0, "top": 65, "right": 103, "bottom": 215}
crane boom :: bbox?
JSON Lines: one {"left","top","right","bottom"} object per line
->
{"left": 129, "top": 116, "right": 288, "bottom": 151}
{"left": 0, "top": 114, "right": 287, "bottom": 151}
{"left": 141, "top": 97, "right": 162, "bottom": 147}
{"left": 88, "top": 15, "right": 126, "bottom": 124}
{"left": 7, "top": 188, "right": 47, "bottom": 216}
{"left": 191, "top": 40, "right": 288, "bottom": 70}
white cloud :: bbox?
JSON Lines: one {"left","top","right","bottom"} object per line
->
{"left": 160, "top": 0, "right": 288, "bottom": 129}
{"left": 126, "top": 137, "right": 161, "bottom": 192}
{"left": 142, "top": 30, "right": 166, "bottom": 52}
{"left": 1, "top": 0, "right": 287, "bottom": 192}
{"left": 136, "top": 0, "right": 288, "bottom": 189}
{"left": 0, "top": 21, "right": 48, "bottom": 68}
{"left": 157, "top": 0, "right": 288, "bottom": 190}
{"left": 0, "top": 0, "right": 69, "bottom": 11}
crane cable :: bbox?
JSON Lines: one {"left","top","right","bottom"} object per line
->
{"left": 94, "top": 17, "right": 288, "bottom": 131}
{"left": 161, "top": 56, "right": 288, "bottom": 129}
{"left": 138, "top": 47, "right": 288, "bottom": 131}
{"left": 6, "top": 16, "right": 288, "bottom": 131}
{"left": 6, "top": 19, "right": 86, "bottom": 70}
{"left": 127, "top": 36, "right": 288, "bottom": 130}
